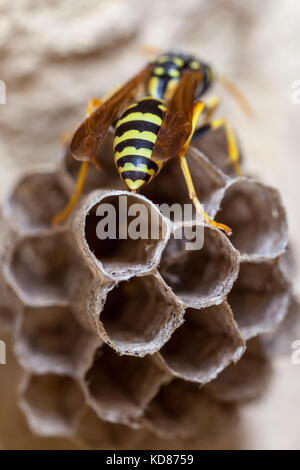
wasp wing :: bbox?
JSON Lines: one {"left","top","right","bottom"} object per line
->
{"left": 71, "top": 64, "right": 152, "bottom": 161}
{"left": 152, "top": 69, "right": 202, "bottom": 162}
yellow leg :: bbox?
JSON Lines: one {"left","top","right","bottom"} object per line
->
{"left": 91, "top": 153, "right": 101, "bottom": 170}
{"left": 51, "top": 161, "right": 89, "bottom": 226}
{"left": 51, "top": 98, "right": 102, "bottom": 226}
{"left": 203, "top": 95, "right": 220, "bottom": 121}
{"left": 193, "top": 96, "right": 242, "bottom": 177}
{"left": 87, "top": 97, "right": 102, "bottom": 116}
{"left": 179, "top": 101, "right": 232, "bottom": 236}
{"left": 211, "top": 118, "right": 242, "bottom": 176}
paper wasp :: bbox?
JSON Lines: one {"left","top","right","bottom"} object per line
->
{"left": 52, "top": 51, "right": 252, "bottom": 234}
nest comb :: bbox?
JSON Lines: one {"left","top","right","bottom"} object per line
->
{"left": 0, "top": 126, "right": 298, "bottom": 449}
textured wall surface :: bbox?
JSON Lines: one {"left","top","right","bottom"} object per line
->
{"left": 0, "top": 0, "right": 300, "bottom": 449}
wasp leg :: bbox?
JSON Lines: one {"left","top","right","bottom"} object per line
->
{"left": 193, "top": 115, "right": 242, "bottom": 177}
{"left": 87, "top": 97, "right": 102, "bottom": 115}
{"left": 203, "top": 95, "right": 220, "bottom": 121}
{"left": 178, "top": 101, "right": 232, "bottom": 236}
{"left": 91, "top": 153, "right": 101, "bottom": 170}
{"left": 51, "top": 98, "right": 102, "bottom": 226}
{"left": 51, "top": 161, "right": 89, "bottom": 226}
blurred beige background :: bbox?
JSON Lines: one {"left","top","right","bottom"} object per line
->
{"left": 0, "top": 0, "right": 300, "bottom": 449}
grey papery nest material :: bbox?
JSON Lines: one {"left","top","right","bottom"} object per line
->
{"left": 0, "top": 127, "right": 298, "bottom": 448}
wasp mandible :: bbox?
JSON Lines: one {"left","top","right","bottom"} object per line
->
{"left": 52, "top": 51, "right": 252, "bottom": 234}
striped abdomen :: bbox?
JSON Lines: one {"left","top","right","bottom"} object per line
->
{"left": 114, "top": 97, "right": 165, "bottom": 191}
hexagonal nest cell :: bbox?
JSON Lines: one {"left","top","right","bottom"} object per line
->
{"left": 84, "top": 345, "right": 169, "bottom": 426}
{"left": 15, "top": 305, "right": 96, "bottom": 375}
{"left": 160, "top": 302, "right": 244, "bottom": 384}
{"left": 216, "top": 179, "right": 288, "bottom": 260}
{"left": 228, "top": 260, "right": 290, "bottom": 340}
{"left": 98, "top": 274, "right": 184, "bottom": 356}
{"left": 20, "top": 373, "right": 85, "bottom": 437}
{"left": 7, "top": 230, "right": 87, "bottom": 306}
{"left": 75, "top": 190, "right": 170, "bottom": 281}
{"left": 75, "top": 406, "right": 140, "bottom": 450}
{"left": 0, "top": 116, "right": 296, "bottom": 448}
{"left": 159, "top": 223, "right": 239, "bottom": 307}
{"left": 3, "top": 171, "right": 70, "bottom": 233}
{"left": 209, "top": 338, "right": 273, "bottom": 403}
{"left": 145, "top": 378, "right": 237, "bottom": 441}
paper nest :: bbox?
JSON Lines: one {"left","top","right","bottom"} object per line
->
{"left": 0, "top": 127, "right": 298, "bottom": 448}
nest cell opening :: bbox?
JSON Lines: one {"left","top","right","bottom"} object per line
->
{"left": 84, "top": 193, "right": 168, "bottom": 279}
{"left": 6, "top": 172, "right": 69, "bottom": 231}
{"left": 160, "top": 303, "right": 244, "bottom": 384}
{"left": 210, "top": 339, "right": 272, "bottom": 402}
{"left": 145, "top": 379, "right": 228, "bottom": 440}
{"left": 15, "top": 305, "right": 93, "bottom": 375}
{"left": 76, "top": 407, "right": 138, "bottom": 450}
{"left": 216, "top": 179, "right": 287, "bottom": 260}
{"left": 159, "top": 224, "right": 239, "bottom": 307}
{"left": 228, "top": 261, "right": 290, "bottom": 340}
{"left": 20, "top": 374, "right": 85, "bottom": 436}
{"left": 8, "top": 231, "right": 84, "bottom": 305}
{"left": 84, "top": 345, "right": 167, "bottom": 425}
{"left": 100, "top": 275, "right": 182, "bottom": 356}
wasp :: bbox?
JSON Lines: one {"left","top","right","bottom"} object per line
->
{"left": 52, "top": 51, "right": 252, "bottom": 234}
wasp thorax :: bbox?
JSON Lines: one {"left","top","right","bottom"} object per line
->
{"left": 147, "top": 52, "right": 214, "bottom": 101}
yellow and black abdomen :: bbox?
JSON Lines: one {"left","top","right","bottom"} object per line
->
{"left": 114, "top": 97, "right": 165, "bottom": 191}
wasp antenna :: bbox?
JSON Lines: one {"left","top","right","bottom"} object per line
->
{"left": 219, "top": 75, "right": 254, "bottom": 118}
